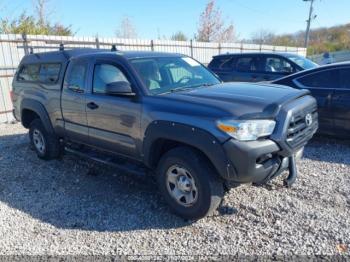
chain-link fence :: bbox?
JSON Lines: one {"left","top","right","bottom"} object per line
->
{"left": 309, "top": 50, "right": 350, "bottom": 65}
{"left": 0, "top": 34, "right": 307, "bottom": 123}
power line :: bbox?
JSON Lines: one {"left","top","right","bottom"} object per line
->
{"left": 231, "top": 0, "right": 305, "bottom": 24}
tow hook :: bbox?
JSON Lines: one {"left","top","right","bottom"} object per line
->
{"left": 284, "top": 155, "right": 297, "bottom": 188}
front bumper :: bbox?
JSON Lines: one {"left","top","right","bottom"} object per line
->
{"left": 221, "top": 94, "right": 318, "bottom": 185}
{"left": 223, "top": 138, "right": 294, "bottom": 184}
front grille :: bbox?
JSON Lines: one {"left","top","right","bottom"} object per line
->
{"left": 286, "top": 105, "right": 318, "bottom": 149}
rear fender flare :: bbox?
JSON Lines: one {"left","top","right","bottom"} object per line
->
{"left": 20, "top": 99, "right": 54, "bottom": 134}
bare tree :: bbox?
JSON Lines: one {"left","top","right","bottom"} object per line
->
{"left": 116, "top": 16, "right": 138, "bottom": 39}
{"left": 196, "top": 0, "right": 235, "bottom": 42}
{"left": 250, "top": 29, "right": 276, "bottom": 45}
{"left": 34, "top": 0, "right": 50, "bottom": 26}
{"left": 220, "top": 25, "right": 235, "bottom": 43}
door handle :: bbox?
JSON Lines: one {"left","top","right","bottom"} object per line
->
{"left": 87, "top": 102, "right": 99, "bottom": 110}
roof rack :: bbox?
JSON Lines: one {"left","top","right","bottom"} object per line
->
{"left": 25, "top": 42, "right": 120, "bottom": 54}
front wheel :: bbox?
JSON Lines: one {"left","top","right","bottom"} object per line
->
{"left": 29, "top": 119, "right": 61, "bottom": 160}
{"left": 156, "top": 147, "right": 224, "bottom": 220}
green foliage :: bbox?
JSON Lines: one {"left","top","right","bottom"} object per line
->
{"left": 0, "top": 12, "right": 72, "bottom": 36}
{"left": 251, "top": 24, "right": 350, "bottom": 55}
{"left": 170, "top": 31, "right": 188, "bottom": 41}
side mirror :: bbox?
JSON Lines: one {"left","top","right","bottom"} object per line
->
{"left": 105, "top": 81, "right": 135, "bottom": 96}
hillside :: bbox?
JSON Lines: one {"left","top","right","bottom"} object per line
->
{"left": 251, "top": 23, "right": 350, "bottom": 55}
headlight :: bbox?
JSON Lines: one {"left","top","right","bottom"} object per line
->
{"left": 217, "top": 119, "right": 276, "bottom": 141}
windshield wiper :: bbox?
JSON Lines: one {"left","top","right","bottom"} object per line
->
{"left": 170, "top": 83, "right": 216, "bottom": 93}
{"left": 159, "top": 83, "right": 217, "bottom": 95}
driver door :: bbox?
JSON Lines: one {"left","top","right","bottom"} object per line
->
{"left": 85, "top": 59, "right": 142, "bottom": 159}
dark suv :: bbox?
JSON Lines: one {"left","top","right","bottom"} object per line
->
{"left": 208, "top": 52, "right": 318, "bottom": 82}
{"left": 12, "top": 48, "right": 318, "bottom": 219}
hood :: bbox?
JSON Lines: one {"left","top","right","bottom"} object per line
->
{"left": 163, "top": 82, "right": 309, "bottom": 119}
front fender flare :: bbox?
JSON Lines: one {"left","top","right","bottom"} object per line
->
{"left": 143, "top": 121, "right": 235, "bottom": 180}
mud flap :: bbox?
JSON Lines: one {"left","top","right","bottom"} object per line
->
{"left": 284, "top": 155, "right": 297, "bottom": 188}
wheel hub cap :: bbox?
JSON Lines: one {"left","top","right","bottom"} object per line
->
{"left": 166, "top": 165, "right": 198, "bottom": 207}
{"left": 33, "top": 129, "right": 45, "bottom": 154}
{"left": 177, "top": 176, "right": 192, "bottom": 193}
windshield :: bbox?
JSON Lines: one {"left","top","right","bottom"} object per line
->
{"left": 129, "top": 56, "right": 220, "bottom": 95}
{"left": 285, "top": 54, "right": 318, "bottom": 70}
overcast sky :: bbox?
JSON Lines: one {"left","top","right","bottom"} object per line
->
{"left": 0, "top": 0, "right": 349, "bottom": 39}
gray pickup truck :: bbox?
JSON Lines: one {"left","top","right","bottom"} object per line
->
{"left": 11, "top": 48, "right": 318, "bottom": 219}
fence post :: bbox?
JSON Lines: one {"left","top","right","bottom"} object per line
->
{"left": 151, "top": 40, "right": 154, "bottom": 51}
{"left": 0, "top": 81, "right": 9, "bottom": 123}
{"left": 95, "top": 37, "right": 100, "bottom": 49}
{"left": 240, "top": 42, "right": 243, "bottom": 53}
{"left": 22, "top": 33, "right": 29, "bottom": 55}
{"left": 218, "top": 42, "right": 221, "bottom": 55}
{"left": 190, "top": 39, "right": 193, "bottom": 58}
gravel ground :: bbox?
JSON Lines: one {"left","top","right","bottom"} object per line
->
{"left": 0, "top": 122, "right": 349, "bottom": 258}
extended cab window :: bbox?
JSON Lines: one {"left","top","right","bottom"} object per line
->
{"left": 93, "top": 64, "right": 130, "bottom": 94}
{"left": 39, "top": 64, "right": 61, "bottom": 83}
{"left": 18, "top": 64, "right": 40, "bottom": 81}
{"left": 65, "top": 62, "right": 87, "bottom": 93}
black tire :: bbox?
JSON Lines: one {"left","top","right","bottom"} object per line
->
{"left": 156, "top": 146, "right": 224, "bottom": 220}
{"left": 29, "top": 119, "right": 61, "bottom": 160}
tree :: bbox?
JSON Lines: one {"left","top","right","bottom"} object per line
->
{"left": 196, "top": 0, "right": 236, "bottom": 42}
{"left": 220, "top": 25, "right": 235, "bottom": 43}
{"left": 250, "top": 29, "right": 276, "bottom": 45}
{"left": 35, "top": 0, "right": 49, "bottom": 26}
{"left": 0, "top": 0, "right": 72, "bottom": 35}
{"left": 248, "top": 23, "right": 350, "bottom": 55}
{"left": 170, "top": 31, "right": 188, "bottom": 41}
{"left": 116, "top": 17, "right": 138, "bottom": 39}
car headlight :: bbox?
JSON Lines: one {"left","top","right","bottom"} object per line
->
{"left": 217, "top": 119, "right": 276, "bottom": 141}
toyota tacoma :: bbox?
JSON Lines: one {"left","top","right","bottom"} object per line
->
{"left": 11, "top": 48, "right": 318, "bottom": 219}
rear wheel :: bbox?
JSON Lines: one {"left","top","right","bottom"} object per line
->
{"left": 29, "top": 119, "right": 61, "bottom": 160}
{"left": 156, "top": 147, "right": 224, "bottom": 220}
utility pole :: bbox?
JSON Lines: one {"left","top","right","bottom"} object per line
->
{"left": 304, "top": 0, "right": 316, "bottom": 48}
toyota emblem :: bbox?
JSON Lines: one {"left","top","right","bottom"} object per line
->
{"left": 305, "top": 113, "right": 313, "bottom": 126}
